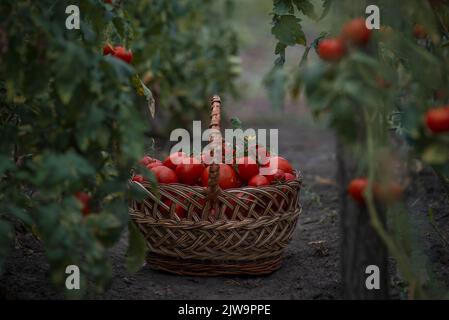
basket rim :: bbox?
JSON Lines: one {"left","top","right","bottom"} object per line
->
{"left": 130, "top": 169, "right": 303, "bottom": 191}
{"left": 130, "top": 206, "right": 301, "bottom": 229}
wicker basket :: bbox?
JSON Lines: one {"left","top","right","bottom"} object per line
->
{"left": 129, "top": 96, "right": 302, "bottom": 276}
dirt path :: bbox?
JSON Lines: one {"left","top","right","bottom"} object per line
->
{"left": 0, "top": 121, "right": 342, "bottom": 300}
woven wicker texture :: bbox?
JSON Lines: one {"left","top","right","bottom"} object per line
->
{"left": 129, "top": 95, "right": 302, "bottom": 275}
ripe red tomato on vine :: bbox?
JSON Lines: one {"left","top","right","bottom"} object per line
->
{"left": 348, "top": 178, "right": 369, "bottom": 204}
{"left": 74, "top": 192, "right": 91, "bottom": 216}
{"left": 425, "top": 106, "right": 449, "bottom": 133}
{"left": 317, "top": 38, "right": 347, "bottom": 62}
{"left": 342, "top": 18, "right": 372, "bottom": 46}
{"left": 103, "top": 44, "right": 133, "bottom": 64}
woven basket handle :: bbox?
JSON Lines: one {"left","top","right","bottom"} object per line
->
{"left": 206, "top": 95, "right": 222, "bottom": 207}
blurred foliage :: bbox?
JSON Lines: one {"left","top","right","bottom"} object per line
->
{"left": 128, "top": 0, "right": 240, "bottom": 134}
{"left": 0, "top": 0, "right": 238, "bottom": 296}
{"left": 265, "top": 0, "right": 331, "bottom": 111}
{"left": 269, "top": 0, "right": 449, "bottom": 299}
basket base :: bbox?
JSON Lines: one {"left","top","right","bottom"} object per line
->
{"left": 147, "top": 254, "right": 282, "bottom": 276}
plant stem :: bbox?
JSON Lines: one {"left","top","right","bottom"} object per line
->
{"left": 363, "top": 108, "right": 424, "bottom": 299}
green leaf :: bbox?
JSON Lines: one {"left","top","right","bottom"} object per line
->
{"left": 292, "top": 0, "right": 317, "bottom": 20}
{"left": 86, "top": 213, "right": 124, "bottom": 248}
{"left": 272, "top": 15, "right": 306, "bottom": 46}
{"left": 230, "top": 117, "right": 243, "bottom": 130}
{"left": 319, "top": 0, "right": 333, "bottom": 20}
{"left": 126, "top": 221, "right": 147, "bottom": 273}
{"left": 141, "top": 80, "right": 156, "bottom": 119}
{"left": 273, "top": 0, "right": 294, "bottom": 15}
{"left": 264, "top": 65, "right": 286, "bottom": 111}
{"left": 0, "top": 155, "right": 14, "bottom": 176}
{"left": 112, "top": 17, "right": 126, "bottom": 38}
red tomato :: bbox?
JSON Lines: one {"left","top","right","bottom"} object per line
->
{"left": 342, "top": 18, "right": 371, "bottom": 46}
{"left": 347, "top": 177, "right": 369, "bottom": 204}
{"left": 175, "top": 157, "right": 204, "bottom": 185}
{"left": 265, "top": 169, "right": 286, "bottom": 184}
{"left": 201, "top": 164, "right": 238, "bottom": 189}
{"left": 373, "top": 182, "right": 403, "bottom": 203}
{"left": 248, "top": 175, "right": 269, "bottom": 187}
{"left": 139, "top": 155, "right": 153, "bottom": 166}
{"left": 317, "top": 38, "right": 346, "bottom": 62}
{"left": 113, "top": 46, "right": 133, "bottom": 64}
{"left": 425, "top": 106, "right": 449, "bottom": 133}
{"left": 236, "top": 157, "right": 259, "bottom": 181}
{"left": 131, "top": 175, "right": 144, "bottom": 183}
{"left": 74, "top": 192, "right": 91, "bottom": 216}
{"left": 151, "top": 166, "right": 178, "bottom": 184}
{"left": 264, "top": 156, "right": 293, "bottom": 174}
{"left": 146, "top": 160, "right": 162, "bottom": 169}
{"left": 103, "top": 43, "right": 114, "bottom": 55}
{"left": 284, "top": 173, "right": 296, "bottom": 181}
{"left": 413, "top": 24, "right": 427, "bottom": 39}
{"left": 163, "top": 152, "right": 187, "bottom": 170}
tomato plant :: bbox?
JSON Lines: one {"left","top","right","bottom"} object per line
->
{"left": 268, "top": 0, "right": 449, "bottom": 298}
{"left": 0, "top": 0, "right": 239, "bottom": 296}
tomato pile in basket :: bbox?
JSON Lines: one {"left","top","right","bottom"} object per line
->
{"left": 131, "top": 144, "right": 297, "bottom": 189}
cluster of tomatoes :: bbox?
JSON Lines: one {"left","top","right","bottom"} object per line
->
{"left": 317, "top": 18, "right": 371, "bottom": 63}
{"left": 132, "top": 147, "right": 295, "bottom": 188}
{"left": 408, "top": 24, "right": 449, "bottom": 134}
{"left": 318, "top": 18, "right": 448, "bottom": 204}
{"left": 131, "top": 146, "right": 297, "bottom": 219}
{"left": 318, "top": 18, "right": 449, "bottom": 135}
{"left": 347, "top": 177, "right": 403, "bottom": 206}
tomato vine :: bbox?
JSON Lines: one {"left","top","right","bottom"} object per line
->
{"left": 0, "top": 0, "right": 238, "bottom": 296}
